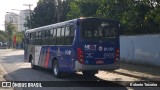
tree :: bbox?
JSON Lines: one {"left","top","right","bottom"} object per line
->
{"left": 25, "top": 0, "right": 160, "bottom": 34}
{"left": 25, "top": 0, "right": 71, "bottom": 28}
{"left": 15, "top": 32, "right": 24, "bottom": 43}
{"left": 25, "top": 0, "right": 57, "bottom": 28}
{"left": 0, "top": 30, "right": 7, "bottom": 42}
{"left": 5, "top": 22, "right": 17, "bottom": 43}
{"left": 67, "top": 1, "right": 81, "bottom": 19}
{"left": 67, "top": 0, "right": 100, "bottom": 19}
{"left": 96, "top": 0, "right": 160, "bottom": 35}
{"left": 60, "top": 0, "right": 73, "bottom": 21}
{"left": 79, "top": 0, "right": 101, "bottom": 17}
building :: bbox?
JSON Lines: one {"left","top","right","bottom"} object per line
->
{"left": 5, "top": 13, "right": 18, "bottom": 31}
{"left": 18, "top": 9, "right": 31, "bottom": 32}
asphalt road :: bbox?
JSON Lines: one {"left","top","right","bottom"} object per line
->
{"left": 0, "top": 49, "right": 159, "bottom": 90}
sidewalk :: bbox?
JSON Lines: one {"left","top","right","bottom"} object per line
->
{"left": 0, "top": 64, "right": 14, "bottom": 90}
{"left": 110, "top": 62, "right": 160, "bottom": 81}
{"left": 0, "top": 65, "right": 5, "bottom": 81}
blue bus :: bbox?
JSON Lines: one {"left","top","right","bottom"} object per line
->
{"left": 24, "top": 17, "right": 120, "bottom": 78}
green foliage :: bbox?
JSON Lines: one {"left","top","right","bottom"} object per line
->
{"left": 25, "top": 0, "right": 71, "bottom": 28}
{"left": 26, "top": 0, "right": 160, "bottom": 35}
{"left": 5, "top": 22, "right": 17, "bottom": 42}
{"left": 0, "top": 30, "right": 7, "bottom": 42}
{"left": 61, "top": 0, "right": 73, "bottom": 21}
{"left": 67, "top": 2, "right": 81, "bottom": 19}
{"left": 26, "top": 0, "right": 57, "bottom": 28}
{"left": 58, "top": 0, "right": 73, "bottom": 21}
{"left": 96, "top": 0, "right": 160, "bottom": 35}
{"left": 15, "top": 32, "right": 24, "bottom": 43}
{"left": 5, "top": 22, "right": 24, "bottom": 44}
{"left": 67, "top": 0, "right": 100, "bottom": 19}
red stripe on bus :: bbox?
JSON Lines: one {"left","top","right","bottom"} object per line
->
{"left": 44, "top": 47, "right": 50, "bottom": 68}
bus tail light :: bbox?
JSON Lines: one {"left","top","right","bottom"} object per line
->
{"left": 77, "top": 48, "right": 84, "bottom": 64}
{"left": 114, "top": 48, "right": 120, "bottom": 63}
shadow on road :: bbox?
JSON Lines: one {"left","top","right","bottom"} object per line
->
{"left": 2, "top": 65, "right": 160, "bottom": 90}
{"left": 3, "top": 67, "right": 129, "bottom": 90}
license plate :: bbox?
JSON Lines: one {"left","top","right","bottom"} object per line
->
{"left": 96, "top": 60, "right": 104, "bottom": 64}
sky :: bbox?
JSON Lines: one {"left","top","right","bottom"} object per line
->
{"left": 0, "top": 0, "right": 39, "bottom": 31}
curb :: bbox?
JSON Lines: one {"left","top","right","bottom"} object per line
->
{"left": 0, "top": 65, "right": 14, "bottom": 81}
{"left": 0, "top": 64, "right": 23, "bottom": 90}
{"left": 107, "top": 62, "right": 160, "bottom": 81}
{"left": 0, "top": 64, "right": 14, "bottom": 90}
{"left": 110, "top": 69, "right": 160, "bottom": 81}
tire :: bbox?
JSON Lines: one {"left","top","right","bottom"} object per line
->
{"left": 82, "top": 71, "right": 98, "bottom": 77}
{"left": 31, "top": 58, "right": 37, "bottom": 69}
{"left": 52, "top": 60, "right": 61, "bottom": 78}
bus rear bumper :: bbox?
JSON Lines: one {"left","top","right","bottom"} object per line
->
{"left": 75, "top": 61, "right": 120, "bottom": 71}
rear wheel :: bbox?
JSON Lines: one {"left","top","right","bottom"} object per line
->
{"left": 52, "top": 60, "right": 61, "bottom": 78}
{"left": 30, "top": 56, "right": 37, "bottom": 69}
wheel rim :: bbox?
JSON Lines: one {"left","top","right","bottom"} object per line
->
{"left": 54, "top": 63, "right": 58, "bottom": 75}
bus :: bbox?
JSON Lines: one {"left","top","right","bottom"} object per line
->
{"left": 24, "top": 17, "right": 120, "bottom": 78}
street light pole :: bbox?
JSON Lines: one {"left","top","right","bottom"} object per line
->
{"left": 23, "top": 4, "right": 33, "bottom": 29}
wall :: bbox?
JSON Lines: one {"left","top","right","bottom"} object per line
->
{"left": 120, "top": 34, "right": 160, "bottom": 67}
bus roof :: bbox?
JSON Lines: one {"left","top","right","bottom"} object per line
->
{"left": 25, "top": 17, "right": 119, "bottom": 33}
{"left": 25, "top": 18, "right": 77, "bottom": 33}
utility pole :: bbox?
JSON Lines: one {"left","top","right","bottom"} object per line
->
{"left": 23, "top": 4, "right": 33, "bottom": 29}
{"left": 57, "top": 0, "right": 61, "bottom": 23}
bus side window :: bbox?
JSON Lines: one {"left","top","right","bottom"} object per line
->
{"left": 36, "top": 32, "right": 39, "bottom": 39}
{"left": 39, "top": 31, "right": 41, "bottom": 39}
{"left": 46, "top": 30, "right": 50, "bottom": 38}
{"left": 50, "top": 29, "right": 54, "bottom": 37}
{"left": 35, "top": 32, "right": 39, "bottom": 45}
{"left": 65, "top": 27, "right": 70, "bottom": 36}
{"left": 32, "top": 32, "right": 36, "bottom": 45}
{"left": 25, "top": 33, "right": 29, "bottom": 44}
{"left": 41, "top": 31, "right": 44, "bottom": 39}
{"left": 56, "top": 28, "right": 62, "bottom": 45}
{"left": 53, "top": 29, "right": 57, "bottom": 37}
{"left": 61, "top": 27, "right": 65, "bottom": 45}
{"left": 57, "top": 28, "right": 61, "bottom": 37}
{"left": 49, "top": 29, "right": 53, "bottom": 45}
{"left": 29, "top": 33, "right": 31, "bottom": 40}
{"left": 28, "top": 33, "right": 31, "bottom": 44}
{"left": 61, "top": 27, "right": 65, "bottom": 36}
{"left": 49, "top": 29, "right": 56, "bottom": 45}
{"left": 64, "top": 25, "right": 74, "bottom": 45}
{"left": 45, "top": 30, "right": 50, "bottom": 45}
{"left": 38, "top": 31, "right": 42, "bottom": 45}
{"left": 41, "top": 31, "right": 46, "bottom": 45}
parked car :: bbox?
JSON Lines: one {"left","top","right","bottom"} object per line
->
{"left": 0, "top": 42, "right": 9, "bottom": 49}
{"left": 0, "top": 42, "right": 2, "bottom": 46}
